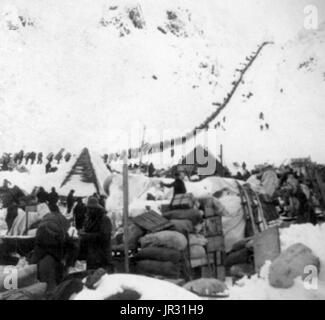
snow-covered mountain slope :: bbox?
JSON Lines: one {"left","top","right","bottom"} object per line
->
{"left": 208, "top": 23, "right": 325, "bottom": 168}
{"left": 0, "top": 0, "right": 254, "bottom": 153}
{"left": 0, "top": 0, "right": 324, "bottom": 169}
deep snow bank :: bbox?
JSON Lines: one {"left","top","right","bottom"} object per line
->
{"left": 228, "top": 223, "right": 325, "bottom": 300}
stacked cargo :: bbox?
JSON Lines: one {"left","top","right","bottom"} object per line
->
{"left": 135, "top": 230, "right": 190, "bottom": 279}
{"left": 134, "top": 193, "right": 202, "bottom": 280}
{"left": 199, "top": 196, "right": 226, "bottom": 280}
{"left": 134, "top": 194, "right": 225, "bottom": 280}
{"left": 163, "top": 193, "right": 208, "bottom": 277}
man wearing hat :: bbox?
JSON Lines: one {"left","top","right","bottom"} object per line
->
{"left": 160, "top": 171, "right": 187, "bottom": 198}
{"left": 78, "top": 196, "right": 112, "bottom": 271}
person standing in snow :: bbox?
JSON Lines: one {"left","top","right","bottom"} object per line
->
{"left": 5, "top": 202, "right": 19, "bottom": 232}
{"left": 37, "top": 152, "right": 43, "bottom": 164}
{"left": 148, "top": 162, "right": 155, "bottom": 177}
{"left": 47, "top": 152, "right": 54, "bottom": 163}
{"left": 78, "top": 196, "right": 112, "bottom": 271}
{"left": 73, "top": 198, "right": 87, "bottom": 231}
{"left": 48, "top": 187, "right": 59, "bottom": 211}
{"left": 161, "top": 171, "right": 187, "bottom": 198}
{"left": 45, "top": 160, "right": 52, "bottom": 174}
{"left": 64, "top": 152, "right": 71, "bottom": 162}
{"left": 259, "top": 112, "right": 264, "bottom": 120}
{"left": 66, "top": 190, "right": 75, "bottom": 214}
{"left": 37, "top": 187, "right": 49, "bottom": 204}
{"left": 30, "top": 210, "right": 75, "bottom": 292}
{"left": 29, "top": 151, "right": 36, "bottom": 165}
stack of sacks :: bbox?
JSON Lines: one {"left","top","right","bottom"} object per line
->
{"left": 162, "top": 205, "right": 206, "bottom": 264}
{"left": 0, "top": 209, "right": 7, "bottom": 235}
{"left": 163, "top": 208, "right": 203, "bottom": 235}
{"left": 198, "top": 197, "right": 228, "bottom": 218}
{"left": 135, "top": 230, "right": 188, "bottom": 278}
{"left": 0, "top": 264, "right": 47, "bottom": 300}
{"left": 113, "top": 222, "right": 145, "bottom": 251}
{"left": 189, "top": 233, "right": 208, "bottom": 262}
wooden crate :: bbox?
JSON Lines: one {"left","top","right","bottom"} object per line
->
{"left": 160, "top": 204, "right": 171, "bottom": 214}
{"left": 204, "top": 216, "right": 223, "bottom": 236}
{"left": 216, "top": 265, "right": 226, "bottom": 281}
{"left": 133, "top": 210, "right": 173, "bottom": 233}
{"left": 253, "top": 227, "right": 280, "bottom": 272}
{"left": 171, "top": 193, "right": 195, "bottom": 210}
{"left": 206, "top": 235, "right": 225, "bottom": 253}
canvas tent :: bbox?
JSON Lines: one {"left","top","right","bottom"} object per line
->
{"left": 178, "top": 144, "right": 225, "bottom": 177}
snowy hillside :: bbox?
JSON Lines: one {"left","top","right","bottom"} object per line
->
{"left": 0, "top": 0, "right": 324, "bottom": 169}
{"left": 0, "top": 0, "right": 254, "bottom": 153}
{"left": 209, "top": 22, "right": 325, "bottom": 167}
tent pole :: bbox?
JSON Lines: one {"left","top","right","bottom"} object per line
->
{"left": 123, "top": 155, "right": 130, "bottom": 273}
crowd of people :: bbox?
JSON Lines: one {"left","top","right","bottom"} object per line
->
{"left": 0, "top": 156, "right": 324, "bottom": 296}
{"left": 1, "top": 185, "right": 112, "bottom": 294}
{"left": 0, "top": 150, "right": 73, "bottom": 172}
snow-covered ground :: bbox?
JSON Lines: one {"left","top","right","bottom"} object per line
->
{"left": 227, "top": 223, "right": 325, "bottom": 300}
{"left": 74, "top": 273, "right": 200, "bottom": 300}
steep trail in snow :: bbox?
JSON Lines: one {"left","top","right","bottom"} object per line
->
{"left": 126, "top": 41, "right": 273, "bottom": 159}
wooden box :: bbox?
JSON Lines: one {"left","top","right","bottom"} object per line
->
{"left": 204, "top": 216, "right": 223, "bottom": 236}
{"left": 171, "top": 193, "right": 195, "bottom": 210}
{"left": 206, "top": 235, "right": 225, "bottom": 253}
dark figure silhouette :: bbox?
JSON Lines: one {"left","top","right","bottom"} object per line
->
{"left": 259, "top": 112, "right": 264, "bottom": 120}
{"left": 37, "top": 152, "right": 43, "bottom": 164}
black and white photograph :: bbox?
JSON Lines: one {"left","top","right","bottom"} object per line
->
{"left": 0, "top": 0, "right": 324, "bottom": 302}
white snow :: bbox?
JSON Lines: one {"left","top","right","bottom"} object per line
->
{"left": 227, "top": 223, "right": 325, "bottom": 300}
{"left": 73, "top": 273, "right": 200, "bottom": 300}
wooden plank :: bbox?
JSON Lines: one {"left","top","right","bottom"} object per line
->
{"left": 216, "top": 265, "right": 226, "bottom": 281}
{"left": 204, "top": 216, "right": 223, "bottom": 236}
{"left": 123, "top": 161, "right": 129, "bottom": 273}
{"left": 253, "top": 227, "right": 280, "bottom": 272}
{"left": 206, "top": 235, "right": 225, "bottom": 252}
{"left": 133, "top": 211, "right": 173, "bottom": 233}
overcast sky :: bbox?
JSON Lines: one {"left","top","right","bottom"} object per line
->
{"left": 217, "top": 0, "right": 325, "bottom": 42}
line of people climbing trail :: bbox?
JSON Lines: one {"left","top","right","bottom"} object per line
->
{"left": 0, "top": 150, "right": 73, "bottom": 172}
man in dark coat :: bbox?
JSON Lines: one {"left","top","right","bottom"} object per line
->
{"left": 73, "top": 198, "right": 87, "bottom": 230}
{"left": 30, "top": 152, "right": 36, "bottom": 165}
{"left": 64, "top": 152, "right": 71, "bottom": 162}
{"left": 148, "top": 162, "right": 155, "bottom": 177}
{"left": 161, "top": 171, "right": 187, "bottom": 197}
{"left": 48, "top": 187, "right": 59, "bottom": 211}
{"left": 37, "top": 187, "right": 49, "bottom": 204}
{"left": 30, "top": 211, "right": 74, "bottom": 292}
{"left": 5, "top": 203, "right": 19, "bottom": 231}
{"left": 45, "top": 161, "right": 52, "bottom": 174}
{"left": 37, "top": 152, "right": 43, "bottom": 164}
{"left": 66, "top": 190, "right": 75, "bottom": 213}
{"left": 79, "top": 197, "right": 112, "bottom": 271}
